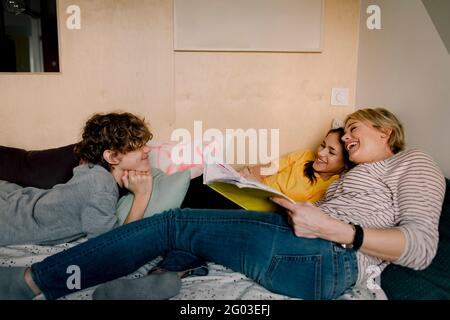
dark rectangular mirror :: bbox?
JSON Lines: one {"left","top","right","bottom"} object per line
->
{"left": 0, "top": 0, "right": 59, "bottom": 72}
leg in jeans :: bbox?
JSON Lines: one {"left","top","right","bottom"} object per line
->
{"left": 30, "top": 208, "right": 358, "bottom": 300}
{"left": 155, "top": 250, "right": 208, "bottom": 277}
{"left": 157, "top": 175, "right": 241, "bottom": 276}
{"left": 180, "top": 175, "right": 242, "bottom": 209}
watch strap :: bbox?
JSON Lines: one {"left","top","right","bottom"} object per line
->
{"left": 341, "top": 223, "right": 364, "bottom": 251}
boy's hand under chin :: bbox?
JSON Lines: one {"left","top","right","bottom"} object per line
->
{"left": 121, "top": 169, "right": 154, "bottom": 224}
{"left": 121, "top": 169, "right": 153, "bottom": 198}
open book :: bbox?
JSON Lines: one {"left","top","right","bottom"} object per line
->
{"left": 203, "top": 162, "right": 296, "bottom": 212}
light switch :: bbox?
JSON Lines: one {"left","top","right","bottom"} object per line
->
{"left": 331, "top": 88, "right": 349, "bottom": 106}
{"left": 332, "top": 118, "right": 344, "bottom": 129}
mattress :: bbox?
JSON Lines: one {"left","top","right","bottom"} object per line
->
{"left": 0, "top": 240, "right": 386, "bottom": 300}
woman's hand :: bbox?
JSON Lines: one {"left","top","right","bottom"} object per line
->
{"left": 271, "top": 198, "right": 326, "bottom": 238}
{"left": 122, "top": 170, "right": 153, "bottom": 197}
{"left": 271, "top": 197, "right": 353, "bottom": 242}
{"left": 271, "top": 197, "right": 407, "bottom": 262}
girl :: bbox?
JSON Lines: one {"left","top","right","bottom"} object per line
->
{"left": 241, "top": 127, "right": 353, "bottom": 203}
{"left": 181, "top": 127, "right": 353, "bottom": 209}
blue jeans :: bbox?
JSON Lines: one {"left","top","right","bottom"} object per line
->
{"left": 155, "top": 174, "right": 243, "bottom": 276}
{"left": 30, "top": 209, "right": 358, "bottom": 300}
{"left": 156, "top": 250, "right": 208, "bottom": 276}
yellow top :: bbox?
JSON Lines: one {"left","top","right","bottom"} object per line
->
{"left": 261, "top": 149, "right": 339, "bottom": 203}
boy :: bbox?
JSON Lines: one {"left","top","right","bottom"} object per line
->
{"left": 0, "top": 112, "right": 153, "bottom": 246}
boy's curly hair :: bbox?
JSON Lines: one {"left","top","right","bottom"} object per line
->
{"left": 74, "top": 112, "right": 153, "bottom": 169}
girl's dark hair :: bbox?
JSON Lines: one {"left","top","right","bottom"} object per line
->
{"left": 74, "top": 112, "right": 153, "bottom": 170}
{"left": 303, "top": 127, "right": 352, "bottom": 185}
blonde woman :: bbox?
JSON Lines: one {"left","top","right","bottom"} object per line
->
{"left": 0, "top": 108, "right": 446, "bottom": 300}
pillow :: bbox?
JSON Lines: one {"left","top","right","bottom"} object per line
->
{"left": 148, "top": 138, "right": 224, "bottom": 179}
{"left": 381, "top": 178, "right": 450, "bottom": 299}
{"left": 115, "top": 167, "right": 191, "bottom": 224}
{"left": 0, "top": 144, "right": 80, "bottom": 189}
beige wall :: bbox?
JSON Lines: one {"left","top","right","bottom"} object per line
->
{"left": 0, "top": 0, "right": 175, "bottom": 149}
{"left": 422, "top": 0, "right": 450, "bottom": 54}
{"left": 356, "top": 0, "right": 450, "bottom": 177}
{"left": 175, "top": 0, "right": 360, "bottom": 155}
{"left": 0, "top": 0, "right": 360, "bottom": 160}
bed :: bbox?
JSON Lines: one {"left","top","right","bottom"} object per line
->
{"left": 0, "top": 241, "right": 386, "bottom": 300}
{"left": 1, "top": 144, "right": 448, "bottom": 300}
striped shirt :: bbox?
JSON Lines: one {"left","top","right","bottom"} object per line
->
{"left": 317, "top": 149, "right": 446, "bottom": 285}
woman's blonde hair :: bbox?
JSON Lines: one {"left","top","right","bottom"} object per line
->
{"left": 345, "top": 108, "right": 405, "bottom": 154}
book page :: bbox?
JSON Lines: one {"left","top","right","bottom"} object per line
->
{"left": 203, "top": 163, "right": 242, "bottom": 183}
{"left": 203, "top": 163, "right": 295, "bottom": 204}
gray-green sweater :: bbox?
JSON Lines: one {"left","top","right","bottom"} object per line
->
{"left": 0, "top": 164, "right": 119, "bottom": 246}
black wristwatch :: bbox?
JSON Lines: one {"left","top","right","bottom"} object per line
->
{"left": 341, "top": 223, "right": 364, "bottom": 251}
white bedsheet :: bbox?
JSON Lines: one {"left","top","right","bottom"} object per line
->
{"left": 0, "top": 240, "right": 386, "bottom": 300}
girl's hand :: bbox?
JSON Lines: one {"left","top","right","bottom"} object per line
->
{"left": 122, "top": 170, "right": 153, "bottom": 198}
{"left": 239, "top": 166, "right": 252, "bottom": 178}
{"left": 239, "top": 165, "right": 266, "bottom": 182}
